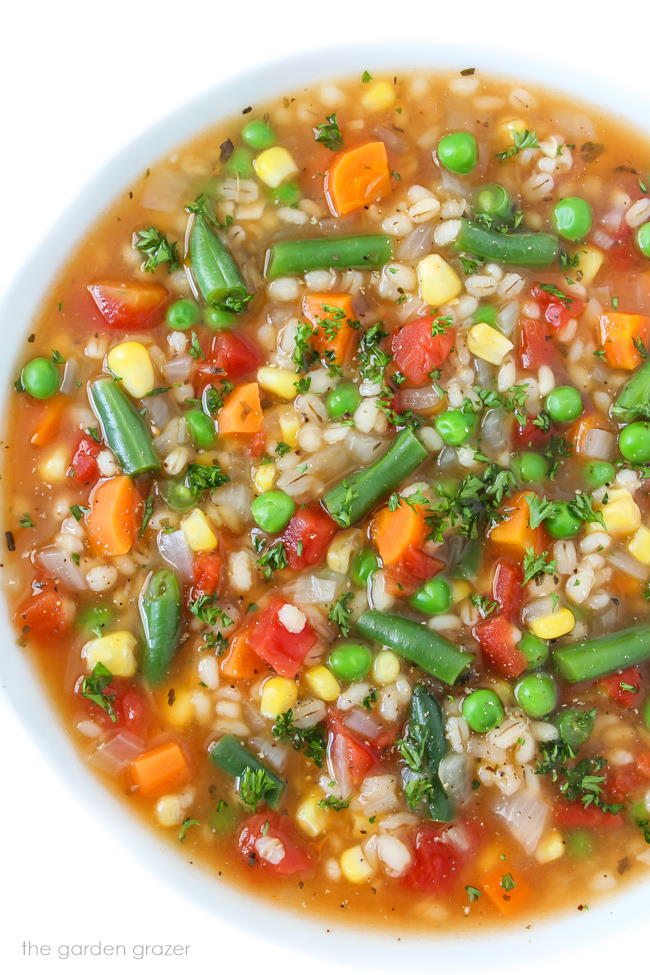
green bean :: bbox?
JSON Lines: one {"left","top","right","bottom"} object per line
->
{"left": 189, "top": 215, "right": 251, "bottom": 312}
{"left": 611, "top": 360, "right": 650, "bottom": 422}
{"left": 454, "top": 219, "right": 559, "bottom": 267}
{"left": 89, "top": 378, "right": 160, "bottom": 476}
{"left": 553, "top": 624, "right": 650, "bottom": 682}
{"left": 401, "top": 685, "right": 454, "bottom": 822}
{"left": 356, "top": 610, "right": 473, "bottom": 685}
{"left": 209, "top": 735, "right": 284, "bottom": 808}
{"left": 323, "top": 427, "right": 427, "bottom": 527}
{"left": 265, "top": 234, "right": 393, "bottom": 280}
{"left": 139, "top": 570, "right": 182, "bottom": 685}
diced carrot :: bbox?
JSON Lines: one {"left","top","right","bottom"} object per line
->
{"left": 488, "top": 491, "right": 545, "bottom": 557}
{"left": 324, "top": 141, "right": 391, "bottom": 217}
{"left": 30, "top": 396, "right": 66, "bottom": 447}
{"left": 598, "top": 312, "right": 650, "bottom": 370}
{"left": 482, "top": 866, "right": 532, "bottom": 916}
{"left": 218, "top": 382, "right": 263, "bottom": 436}
{"left": 86, "top": 475, "right": 141, "bottom": 558}
{"left": 371, "top": 499, "right": 427, "bottom": 566}
{"left": 302, "top": 293, "right": 359, "bottom": 366}
{"left": 130, "top": 741, "right": 189, "bottom": 797}
{"left": 220, "top": 627, "right": 261, "bottom": 680}
{"left": 637, "top": 751, "right": 650, "bottom": 779}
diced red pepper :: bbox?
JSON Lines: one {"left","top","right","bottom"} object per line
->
{"left": 518, "top": 318, "right": 555, "bottom": 370}
{"left": 473, "top": 614, "right": 527, "bottom": 679}
{"left": 279, "top": 503, "right": 338, "bottom": 571}
{"left": 491, "top": 558, "right": 523, "bottom": 622}
{"left": 384, "top": 548, "right": 444, "bottom": 597}
{"left": 68, "top": 434, "right": 102, "bottom": 485}
{"left": 599, "top": 666, "right": 646, "bottom": 708}
{"left": 192, "top": 551, "right": 223, "bottom": 599}
{"left": 15, "top": 579, "right": 75, "bottom": 640}
{"left": 238, "top": 813, "right": 311, "bottom": 875}
{"left": 328, "top": 711, "right": 377, "bottom": 785}
{"left": 391, "top": 316, "right": 456, "bottom": 386}
{"left": 195, "top": 332, "right": 261, "bottom": 391}
{"left": 553, "top": 803, "right": 624, "bottom": 830}
{"left": 87, "top": 281, "right": 168, "bottom": 330}
{"left": 403, "top": 825, "right": 463, "bottom": 892}
{"left": 251, "top": 597, "right": 317, "bottom": 677}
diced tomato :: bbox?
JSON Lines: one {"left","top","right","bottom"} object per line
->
{"left": 473, "top": 614, "right": 527, "bottom": 679}
{"left": 80, "top": 678, "right": 151, "bottom": 734}
{"left": 531, "top": 284, "right": 585, "bottom": 332}
{"left": 87, "top": 281, "right": 168, "bottom": 330}
{"left": 195, "top": 332, "right": 261, "bottom": 391}
{"left": 512, "top": 414, "right": 552, "bottom": 450}
{"left": 384, "top": 548, "right": 444, "bottom": 597}
{"left": 247, "top": 429, "right": 267, "bottom": 458}
{"left": 391, "top": 316, "right": 456, "bottom": 386}
{"left": 491, "top": 559, "right": 523, "bottom": 622}
{"left": 518, "top": 318, "right": 555, "bottom": 370}
{"left": 251, "top": 597, "right": 317, "bottom": 677}
{"left": 607, "top": 220, "right": 639, "bottom": 271}
{"left": 192, "top": 551, "right": 223, "bottom": 599}
{"left": 606, "top": 763, "right": 645, "bottom": 803}
{"left": 238, "top": 813, "right": 311, "bottom": 875}
{"left": 15, "top": 579, "right": 75, "bottom": 639}
{"left": 403, "top": 825, "right": 462, "bottom": 892}
{"left": 638, "top": 751, "right": 650, "bottom": 780}
{"left": 328, "top": 711, "right": 377, "bottom": 785}
{"left": 599, "top": 666, "right": 646, "bottom": 708}
{"left": 68, "top": 433, "right": 102, "bottom": 485}
{"left": 553, "top": 803, "right": 625, "bottom": 830}
{"left": 279, "top": 503, "right": 338, "bottom": 571}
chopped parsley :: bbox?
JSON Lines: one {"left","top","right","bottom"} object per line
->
{"left": 256, "top": 539, "right": 288, "bottom": 579}
{"left": 178, "top": 818, "right": 200, "bottom": 841}
{"left": 134, "top": 226, "right": 179, "bottom": 272}
{"left": 465, "top": 885, "right": 482, "bottom": 904}
{"left": 327, "top": 591, "right": 354, "bottom": 636}
{"left": 80, "top": 662, "right": 116, "bottom": 722}
{"left": 275, "top": 441, "right": 291, "bottom": 457}
{"left": 188, "top": 594, "right": 233, "bottom": 628}
{"left": 185, "top": 463, "right": 229, "bottom": 494}
{"left": 69, "top": 504, "right": 89, "bottom": 522}
{"left": 314, "top": 113, "right": 343, "bottom": 151}
{"left": 18, "top": 513, "right": 34, "bottom": 528}
{"left": 522, "top": 547, "right": 557, "bottom": 586}
{"left": 318, "top": 795, "right": 350, "bottom": 811}
{"left": 496, "top": 129, "right": 539, "bottom": 161}
{"left": 272, "top": 709, "right": 326, "bottom": 767}
{"left": 470, "top": 593, "right": 499, "bottom": 617}
{"left": 237, "top": 766, "right": 279, "bottom": 811}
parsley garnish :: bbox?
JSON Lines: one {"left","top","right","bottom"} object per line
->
{"left": 496, "top": 129, "right": 539, "bottom": 161}
{"left": 188, "top": 594, "right": 233, "bottom": 628}
{"left": 139, "top": 492, "right": 155, "bottom": 537}
{"left": 185, "top": 463, "right": 229, "bottom": 494}
{"left": 275, "top": 441, "right": 291, "bottom": 457}
{"left": 501, "top": 873, "right": 516, "bottom": 892}
{"left": 272, "top": 709, "right": 326, "bottom": 767}
{"left": 522, "top": 547, "right": 556, "bottom": 586}
{"left": 134, "top": 227, "right": 179, "bottom": 273}
{"left": 80, "top": 662, "right": 116, "bottom": 722}
{"left": 69, "top": 504, "right": 89, "bottom": 522}
{"left": 470, "top": 593, "right": 499, "bottom": 617}
{"left": 357, "top": 323, "right": 390, "bottom": 387}
{"left": 314, "top": 113, "right": 343, "bottom": 151}
{"left": 237, "top": 767, "right": 279, "bottom": 811}
{"left": 18, "top": 513, "right": 34, "bottom": 528}
{"left": 178, "top": 818, "right": 200, "bottom": 841}
{"left": 51, "top": 349, "right": 65, "bottom": 364}
{"left": 318, "top": 795, "right": 350, "bottom": 811}
{"left": 538, "top": 283, "right": 573, "bottom": 307}
{"left": 327, "top": 591, "right": 354, "bottom": 636}
{"left": 465, "top": 885, "right": 482, "bottom": 903}
{"left": 256, "top": 539, "right": 288, "bottom": 579}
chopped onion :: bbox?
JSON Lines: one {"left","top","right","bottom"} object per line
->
{"left": 346, "top": 432, "right": 388, "bottom": 464}
{"left": 397, "top": 386, "right": 441, "bottom": 410}
{"left": 88, "top": 732, "right": 144, "bottom": 776}
{"left": 396, "top": 224, "right": 437, "bottom": 261}
{"left": 140, "top": 167, "right": 192, "bottom": 212}
{"left": 438, "top": 753, "right": 472, "bottom": 804}
{"left": 36, "top": 546, "right": 87, "bottom": 590}
{"left": 289, "top": 573, "right": 340, "bottom": 604}
{"left": 547, "top": 108, "right": 596, "bottom": 142}
{"left": 494, "top": 789, "right": 549, "bottom": 854}
{"left": 607, "top": 549, "right": 650, "bottom": 581}
{"left": 60, "top": 358, "right": 80, "bottom": 395}
{"left": 481, "top": 408, "right": 509, "bottom": 453}
{"left": 249, "top": 735, "right": 289, "bottom": 773}
{"left": 158, "top": 529, "right": 194, "bottom": 579}
{"left": 443, "top": 821, "right": 472, "bottom": 852}
{"left": 163, "top": 354, "right": 192, "bottom": 384}
{"left": 212, "top": 482, "right": 253, "bottom": 518}
{"left": 592, "top": 229, "right": 614, "bottom": 251}
{"left": 373, "top": 125, "right": 408, "bottom": 154}
{"left": 496, "top": 300, "right": 519, "bottom": 337}
{"left": 141, "top": 392, "right": 173, "bottom": 431}
{"left": 327, "top": 732, "right": 352, "bottom": 799}
{"left": 583, "top": 428, "right": 616, "bottom": 460}
{"left": 153, "top": 417, "right": 188, "bottom": 454}
{"left": 342, "top": 707, "right": 383, "bottom": 741}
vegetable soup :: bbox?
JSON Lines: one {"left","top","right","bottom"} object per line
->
{"left": 6, "top": 67, "right": 650, "bottom": 931}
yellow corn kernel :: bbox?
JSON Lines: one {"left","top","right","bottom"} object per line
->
{"left": 417, "top": 254, "right": 462, "bottom": 306}
{"left": 594, "top": 488, "right": 641, "bottom": 538}
{"left": 531, "top": 608, "right": 575, "bottom": 640}
{"left": 467, "top": 323, "right": 514, "bottom": 365}
{"left": 351, "top": 813, "right": 380, "bottom": 840}
{"left": 296, "top": 792, "right": 329, "bottom": 838}
{"left": 629, "top": 525, "right": 650, "bottom": 566}
{"left": 451, "top": 580, "right": 471, "bottom": 603}
{"left": 165, "top": 689, "right": 195, "bottom": 727}
{"left": 253, "top": 462, "right": 277, "bottom": 494}
{"left": 82, "top": 630, "right": 138, "bottom": 677}
{"left": 305, "top": 665, "right": 340, "bottom": 702}
{"left": 372, "top": 649, "right": 400, "bottom": 685}
{"left": 180, "top": 508, "right": 218, "bottom": 552}
{"left": 257, "top": 365, "right": 298, "bottom": 400}
{"left": 571, "top": 245, "right": 604, "bottom": 286}
{"left": 260, "top": 676, "right": 298, "bottom": 718}
{"left": 155, "top": 794, "right": 184, "bottom": 827}
{"left": 106, "top": 342, "right": 154, "bottom": 398}
{"left": 496, "top": 117, "right": 527, "bottom": 149}
{"left": 340, "top": 845, "right": 374, "bottom": 884}
{"left": 535, "top": 829, "right": 565, "bottom": 864}
{"left": 38, "top": 446, "right": 68, "bottom": 485}
{"left": 326, "top": 529, "right": 361, "bottom": 575}
{"left": 278, "top": 407, "right": 299, "bottom": 447}
{"left": 361, "top": 80, "right": 396, "bottom": 112}
{"left": 254, "top": 147, "right": 298, "bottom": 188}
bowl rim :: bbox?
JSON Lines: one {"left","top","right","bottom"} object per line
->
{"left": 1, "top": 39, "right": 649, "bottom": 964}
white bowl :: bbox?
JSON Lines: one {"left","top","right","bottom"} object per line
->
{"left": 1, "top": 42, "right": 648, "bottom": 964}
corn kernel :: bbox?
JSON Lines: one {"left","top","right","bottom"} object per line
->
{"left": 38, "top": 446, "right": 68, "bottom": 484}
{"left": 254, "top": 147, "right": 298, "bottom": 188}
{"left": 467, "top": 323, "right": 514, "bottom": 365}
{"left": 257, "top": 365, "right": 298, "bottom": 400}
{"left": 155, "top": 794, "right": 184, "bottom": 828}
{"left": 593, "top": 488, "right": 641, "bottom": 538}
{"left": 278, "top": 407, "right": 300, "bottom": 447}
{"left": 82, "top": 630, "right": 138, "bottom": 677}
{"left": 305, "top": 665, "right": 340, "bottom": 702}
{"left": 106, "top": 342, "right": 155, "bottom": 398}
{"left": 417, "top": 254, "right": 462, "bottom": 306}
{"left": 531, "top": 608, "right": 575, "bottom": 640}
{"left": 253, "top": 462, "right": 277, "bottom": 494}
{"left": 326, "top": 529, "right": 361, "bottom": 575}
{"left": 165, "top": 689, "right": 195, "bottom": 727}
{"left": 629, "top": 525, "right": 650, "bottom": 566}
{"left": 261, "top": 676, "right": 299, "bottom": 717}
{"left": 351, "top": 813, "right": 380, "bottom": 839}
{"left": 372, "top": 649, "right": 400, "bottom": 685}
{"left": 296, "top": 792, "right": 329, "bottom": 838}
{"left": 477, "top": 842, "right": 505, "bottom": 873}
{"left": 571, "top": 245, "right": 603, "bottom": 286}
{"left": 361, "top": 80, "right": 396, "bottom": 111}
{"left": 451, "top": 580, "right": 471, "bottom": 603}
{"left": 340, "top": 845, "right": 374, "bottom": 883}
{"left": 496, "top": 117, "right": 527, "bottom": 149}
{"left": 535, "top": 829, "right": 565, "bottom": 864}
{"left": 181, "top": 508, "right": 218, "bottom": 552}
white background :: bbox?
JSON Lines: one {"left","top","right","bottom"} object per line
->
{"left": 2, "top": 1, "right": 649, "bottom": 972}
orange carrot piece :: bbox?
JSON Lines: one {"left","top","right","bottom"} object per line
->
{"left": 489, "top": 491, "right": 544, "bottom": 557}
{"left": 30, "top": 396, "right": 65, "bottom": 447}
{"left": 218, "top": 382, "right": 263, "bottom": 436}
{"left": 302, "top": 292, "right": 359, "bottom": 366}
{"left": 86, "top": 475, "right": 141, "bottom": 558}
{"left": 324, "top": 141, "right": 391, "bottom": 217}
{"left": 220, "top": 627, "right": 261, "bottom": 680}
{"left": 482, "top": 866, "right": 532, "bottom": 916}
{"left": 130, "top": 741, "right": 189, "bottom": 797}
{"left": 599, "top": 312, "right": 650, "bottom": 370}
{"left": 372, "top": 499, "right": 427, "bottom": 566}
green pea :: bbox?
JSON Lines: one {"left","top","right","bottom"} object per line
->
{"left": 473, "top": 305, "right": 497, "bottom": 327}
{"left": 437, "top": 131, "right": 478, "bottom": 175}
{"left": 208, "top": 800, "right": 238, "bottom": 834}
{"left": 514, "top": 672, "right": 557, "bottom": 718}
{"left": 328, "top": 642, "right": 373, "bottom": 682}
{"left": 474, "top": 183, "right": 511, "bottom": 219}
{"left": 552, "top": 197, "right": 593, "bottom": 241}
{"left": 556, "top": 707, "right": 595, "bottom": 749}
{"left": 636, "top": 222, "right": 650, "bottom": 258}
{"left": 544, "top": 502, "right": 582, "bottom": 540}
{"left": 325, "top": 381, "right": 361, "bottom": 419}
{"left": 241, "top": 120, "right": 275, "bottom": 151}
{"left": 225, "top": 146, "right": 254, "bottom": 178}
{"left": 619, "top": 421, "right": 650, "bottom": 463}
{"left": 77, "top": 604, "right": 114, "bottom": 637}
{"left": 350, "top": 548, "right": 379, "bottom": 586}
{"left": 511, "top": 451, "right": 548, "bottom": 484}
{"left": 518, "top": 631, "right": 549, "bottom": 669}
{"left": 410, "top": 576, "right": 452, "bottom": 616}
{"left": 166, "top": 298, "right": 201, "bottom": 331}
{"left": 203, "top": 306, "right": 236, "bottom": 330}
{"left": 20, "top": 357, "right": 60, "bottom": 399}
{"left": 159, "top": 479, "right": 196, "bottom": 512}
{"left": 545, "top": 385, "right": 583, "bottom": 423}
{"left": 251, "top": 490, "right": 296, "bottom": 533}
{"left": 462, "top": 689, "right": 505, "bottom": 733}
{"left": 269, "top": 182, "right": 302, "bottom": 208}
{"left": 584, "top": 460, "right": 615, "bottom": 489}
{"left": 186, "top": 408, "right": 217, "bottom": 449}
{"left": 434, "top": 409, "right": 476, "bottom": 446}
{"left": 631, "top": 799, "right": 649, "bottom": 824}
{"left": 566, "top": 830, "right": 593, "bottom": 859}
{"left": 643, "top": 695, "right": 650, "bottom": 731}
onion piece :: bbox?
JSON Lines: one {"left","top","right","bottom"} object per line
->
{"left": 60, "top": 358, "right": 80, "bottom": 395}
{"left": 342, "top": 707, "right": 383, "bottom": 741}
{"left": 438, "top": 753, "right": 472, "bottom": 804}
{"left": 36, "top": 546, "right": 87, "bottom": 591}
{"left": 396, "top": 224, "right": 437, "bottom": 261}
{"left": 327, "top": 731, "right": 352, "bottom": 800}
{"left": 141, "top": 392, "right": 173, "bottom": 431}
{"left": 163, "top": 354, "right": 192, "bottom": 384}
{"left": 373, "top": 125, "right": 408, "bottom": 154}
{"left": 157, "top": 529, "right": 194, "bottom": 580}
{"left": 288, "top": 573, "right": 340, "bottom": 604}
{"left": 494, "top": 789, "right": 549, "bottom": 854}
{"left": 582, "top": 428, "right": 616, "bottom": 460}
{"left": 249, "top": 735, "right": 289, "bottom": 773}
{"left": 397, "top": 386, "right": 441, "bottom": 411}
{"left": 607, "top": 549, "right": 650, "bottom": 581}
{"left": 88, "top": 732, "right": 144, "bottom": 775}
